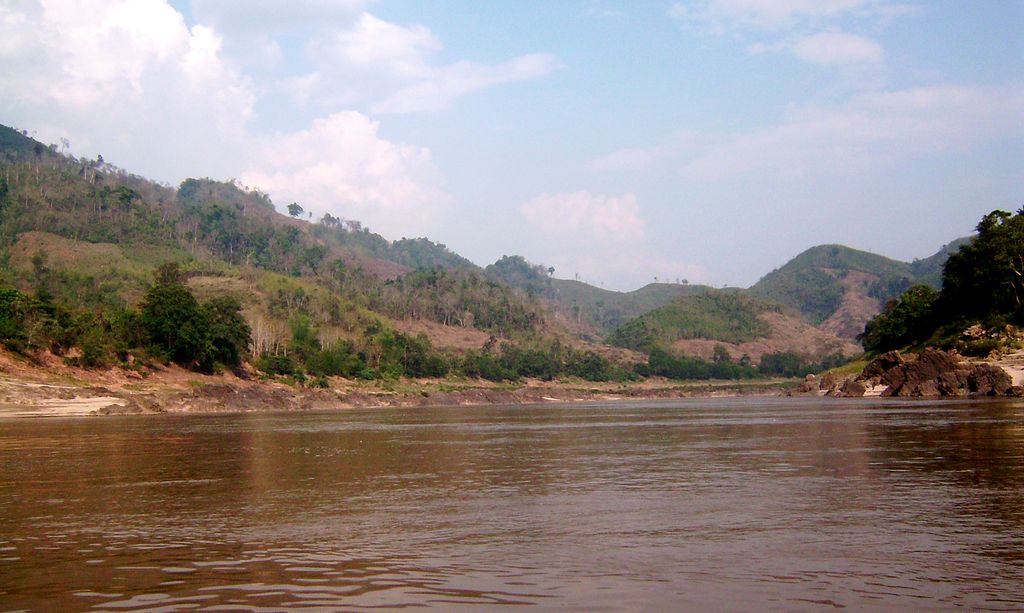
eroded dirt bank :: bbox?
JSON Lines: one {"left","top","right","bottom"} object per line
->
{"left": 0, "top": 351, "right": 786, "bottom": 418}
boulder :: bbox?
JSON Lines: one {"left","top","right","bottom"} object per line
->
{"left": 851, "top": 348, "right": 1016, "bottom": 398}
{"left": 836, "top": 378, "right": 866, "bottom": 398}
{"left": 860, "top": 351, "right": 904, "bottom": 380}
{"left": 968, "top": 364, "right": 1013, "bottom": 396}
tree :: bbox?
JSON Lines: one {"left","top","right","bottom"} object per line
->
{"left": 941, "top": 209, "right": 1024, "bottom": 324}
{"left": 859, "top": 285, "right": 938, "bottom": 352}
{"left": 203, "top": 297, "right": 250, "bottom": 368}
{"left": 140, "top": 280, "right": 206, "bottom": 365}
{"left": 287, "top": 202, "right": 303, "bottom": 218}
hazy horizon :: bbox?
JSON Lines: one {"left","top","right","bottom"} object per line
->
{"left": 1, "top": 1, "right": 1020, "bottom": 290}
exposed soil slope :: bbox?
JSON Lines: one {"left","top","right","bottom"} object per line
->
{"left": 671, "top": 311, "right": 861, "bottom": 363}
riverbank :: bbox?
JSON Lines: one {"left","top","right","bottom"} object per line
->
{"left": 791, "top": 348, "right": 1024, "bottom": 398}
{"left": 0, "top": 350, "right": 791, "bottom": 417}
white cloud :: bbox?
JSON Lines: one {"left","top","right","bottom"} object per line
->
{"left": 668, "top": 0, "right": 902, "bottom": 32}
{"left": 791, "top": 31, "right": 883, "bottom": 64}
{"left": 682, "top": 84, "right": 1024, "bottom": 182}
{"left": 321, "top": 12, "right": 439, "bottom": 79}
{"left": 188, "top": 0, "right": 369, "bottom": 32}
{"left": 517, "top": 191, "right": 707, "bottom": 289}
{"left": 239, "top": 112, "right": 450, "bottom": 238}
{"left": 297, "top": 13, "right": 561, "bottom": 114}
{"left": 374, "top": 53, "right": 561, "bottom": 114}
{"left": 521, "top": 191, "right": 646, "bottom": 242}
{"left": 0, "top": 0, "right": 255, "bottom": 180}
{"left": 671, "top": 0, "right": 904, "bottom": 71}
{"left": 748, "top": 30, "right": 883, "bottom": 65}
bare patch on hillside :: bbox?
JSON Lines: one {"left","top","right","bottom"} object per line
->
{"left": 393, "top": 319, "right": 495, "bottom": 350}
{"left": 336, "top": 249, "right": 410, "bottom": 281}
{"left": 820, "top": 270, "right": 883, "bottom": 339}
{"left": 10, "top": 231, "right": 140, "bottom": 275}
{"left": 671, "top": 311, "right": 861, "bottom": 364}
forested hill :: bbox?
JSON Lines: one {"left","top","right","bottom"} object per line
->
{"left": 0, "top": 125, "right": 482, "bottom": 276}
{"left": 483, "top": 254, "right": 713, "bottom": 336}
{"left": 1, "top": 123, "right": 621, "bottom": 382}
{"left": 747, "top": 242, "right": 964, "bottom": 339}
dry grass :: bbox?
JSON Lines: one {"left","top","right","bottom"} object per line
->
{"left": 9, "top": 231, "right": 145, "bottom": 277}
{"left": 672, "top": 311, "right": 861, "bottom": 363}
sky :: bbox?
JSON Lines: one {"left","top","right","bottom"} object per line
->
{"left": 0, "top": 1, "right": 1021, "bottom": 291}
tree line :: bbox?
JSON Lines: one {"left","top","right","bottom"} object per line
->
{"left": 860, "top": 208, "right": 1024, "bottom": 355}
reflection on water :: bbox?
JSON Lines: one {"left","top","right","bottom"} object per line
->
{"left": 1, "top": 398, "right": 1023, "bottom": 610}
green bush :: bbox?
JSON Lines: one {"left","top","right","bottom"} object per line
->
{"left": 859, "top": 285, "right": 938, "bottom": 352}
{"left": 257, "top": 354, "right": 297, "bottom": 376}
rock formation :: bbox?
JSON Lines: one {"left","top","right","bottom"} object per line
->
{"left": 792, "top": 348, "right": 1020, "bottom": 398}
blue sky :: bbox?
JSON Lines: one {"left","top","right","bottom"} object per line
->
{"left": 1, "top": 1, "right": 1021, "bottom": 289}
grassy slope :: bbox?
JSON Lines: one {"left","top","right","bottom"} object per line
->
{"left": 607, "top": 291, "right": 773, "bottom": 351}
{"left": 549, "top": 278, "right": 711, "bottom": 334}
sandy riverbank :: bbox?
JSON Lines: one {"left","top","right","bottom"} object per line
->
{"left": 0, "top": 350, "right": 789, "bottom": 418}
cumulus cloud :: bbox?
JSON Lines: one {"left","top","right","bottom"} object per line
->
{"left": 0, "top": 0, "right": 255, "bottom": 180}
{"left": 189, "top": 0, "right": 369, "bottom": 32}
{"left": 299, "top": 13, "right": 561, "bottom": 113}
{"left": 682, "top": 84, "right": 1024, "bottom": 182}
{"left": 239, "top": 112, "right": 450, "bottom": 238}
{"left": 0, "top": 0, "right": 552, "bottom": 240}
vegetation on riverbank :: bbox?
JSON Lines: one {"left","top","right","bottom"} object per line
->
{"left": 860, "top": 208, "right": 1024, "bottom": 357}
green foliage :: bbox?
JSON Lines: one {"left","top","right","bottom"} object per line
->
{"left": 375, "top": 267, "right": 545, "bottom": 336}
{"left": 750, "top": 244, "right": 915, "bottom": 323}
{"left": 857, "top": 208, "right": 1024, "bottom": 354}
{"left": 460, "top": 349, "right": 515, "bottom": 381}
{"left": 546, "top": 278, "right": 705, "bottom": 333}
{"left": 455, "top": 341, "right": 625, "bottom": 383}
{"left": 640, "top": 347, "right": 758, "bottom": 380}
{"left": 859, "top": 285, "right": 938, "bottom": 352}
{"left": 306, "top": 341, "right": 364, "bottom": 378}
{"left": 257, "top": 354, "right": 297, "bottom": 376}
{"left": 140, "top": 280, "right": 206, "bottom": 365}
{"left": 941, "top": 209, "right": 1024, "bottom": 324}
{"left": 389, "top": 237, "right": 476, "bottom": 271}
{"left": 757, "top": 351, "right": 851, "bottom": 378}
{"left": 0, "top": 287, "right": 29, "bottom": 351}
{"left": 203, "top": 296, "right": 250, "bottom": 368}
{"left": 139, "top": 263, "right": 250, "bottom": 371}
{"left": 910, "top": 237, "right": 971, "bottom": 288}
{"left": 608, "top": 291, "right": 771, "bottom": 351}
{"left": 485, "top": 255, "right": 554, "bottom": 298}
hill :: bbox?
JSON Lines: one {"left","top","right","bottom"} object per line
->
{"left": 482, "top": 255, "right": 710, "bottom": 336}
{"left": 607, "top": 290, "right": 859, "bottom": 364}
{"left": 909, "top": 237, "right": 972, "bottom": 288}
{"left": 0, "top": 124, "right": 628, "bottom": 383}
{"left": 747, "top": 242, "right": 963, "bottom": 339}
{"left": 0, "top": 122, "right": 986, "bottom": 386}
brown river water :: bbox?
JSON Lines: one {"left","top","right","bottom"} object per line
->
{"left": 1, "top": 397, "right": 1023, "bottom": 611}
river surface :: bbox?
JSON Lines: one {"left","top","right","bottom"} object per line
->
{"left": 1, "top": 397, "right": 1023, "bottom": 611}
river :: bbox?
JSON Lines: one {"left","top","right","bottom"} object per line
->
{"left": 1, "top": 398, "right": 1023, "bottom": 611}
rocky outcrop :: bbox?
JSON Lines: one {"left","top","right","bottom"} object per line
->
{"left": 832, "top": 349, "right": 1019, "bottom": 398}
